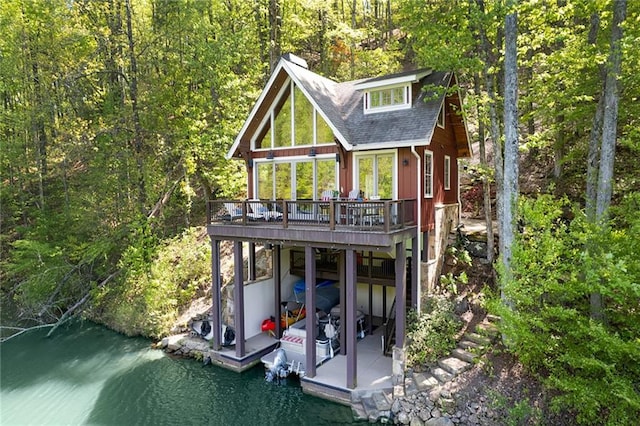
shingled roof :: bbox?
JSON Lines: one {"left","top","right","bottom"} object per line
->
{"left": 227, "top": 55, "right": 470, "bottom": 159}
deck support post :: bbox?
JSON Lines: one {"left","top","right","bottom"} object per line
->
{"left": 211, "top": 238, "right": 222, "bottom": 350}
{"left": 305, "top": 246, "right": 317, "bottom": 378}
{"left": 249, "top": 242, "right": 256, "bottom": 281}
{"left": 412, "top": 233, "right": 419, "bottom": 310}
{"left": 338, "top": 250, "right": 346, "bottom": 352}
{"left": 393, "top": 241, "right": 407, "bottom": 385}
{"left": 234, "top": 241, "right": 246, "bottom": 358}
{"left": 273, "top": 244, "right": 282, "bottom": 338}
{"left": 346, "top": 248, "right": 358, "bottom": 389}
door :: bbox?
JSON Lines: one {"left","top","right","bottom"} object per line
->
{"left": 355, "top": 152, "right": 395, "bottom": 199}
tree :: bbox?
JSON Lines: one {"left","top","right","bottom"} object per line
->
{"left": 501, "top": 0, "right": 519, "bottom": 289}
{"left": 588, "top": 0, "right": 627, "bottom": 321}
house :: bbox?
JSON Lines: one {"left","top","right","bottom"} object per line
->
{"left": 205, "top": 53, "right": 471, "bottom": 404}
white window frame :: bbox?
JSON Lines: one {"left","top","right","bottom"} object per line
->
{"left": 424, "top": 150, "right": 433, "bottom": 198}
{"left": 364, "top": 84, "right": 411, "bottom": 114}
{"left": 437, "top": 102, "right": 445, "bottom": 129}
{"left": 352, "top": 149, "right": 398, "bottom": 200}
{"left": 252, "top": 80, "right": 331, "bottom": 151}
{"left": 253, "top": 154, "right": 338, "bottom": 200}
{"left": 444, "top": 155, "right": 451, "bottom": 191}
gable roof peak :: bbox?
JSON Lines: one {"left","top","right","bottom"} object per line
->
{"left": 281, "top": 53, "right": 309, "bottom": 69}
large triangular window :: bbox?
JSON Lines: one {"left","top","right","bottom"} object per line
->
{"left": 255, "top": 80, "right": 333, "bottom": 150}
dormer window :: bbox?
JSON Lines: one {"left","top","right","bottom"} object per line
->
{"left": 364, "top": 84, "right": 410, "bottom": 114}
{"left": 354, "top": 69, "right": 432, "bottom": 115}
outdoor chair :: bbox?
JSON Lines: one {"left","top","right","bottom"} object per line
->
{"left": 248, "top": 199, "right": 282, "bottom": 221}
{"left": 222, "top": 202, "right": 243, "bottom": 221}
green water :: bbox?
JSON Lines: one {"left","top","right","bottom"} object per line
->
{"left": 0, "top": 321, "right": 355, "bottom": 425}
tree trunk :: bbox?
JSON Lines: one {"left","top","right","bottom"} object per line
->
{"left": 476, "top": 0, "right": 502, "bottom": 264}
{"left": 554, "top": 112, "right": 564, "bottom": 181}
{"left": 585, "top": 11, "right": 603, "bottom": 222}
{"left": 474, "top": 74, "right": 494, "bottom": 263}
{"left": 125, "top": 0, "right": 147, "bottom": 215}
{"left": 268, "top": 0, "right": 281, "bottom": 72}
{"left": 595, "top": 0, "right": 626, "bottom": 222}
{"left": 591, "top": 0, "right": 627, "bottom": 321}
{"left": 501, "top": 2, "right": 519, "bottom": 293}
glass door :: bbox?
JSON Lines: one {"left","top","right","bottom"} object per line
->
{"left": 356, "top": 152, "right": 395, "bottom": 199}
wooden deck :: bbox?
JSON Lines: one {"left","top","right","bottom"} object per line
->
{"left": 207, "top": 199, "right": 417, "bottom": 252}
{"left": 208, "top": 327, "right": 392, "bottom": 406}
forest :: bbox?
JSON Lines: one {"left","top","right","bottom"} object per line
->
{"left": 1, "top": 0, "right": 638, "bottom": 424}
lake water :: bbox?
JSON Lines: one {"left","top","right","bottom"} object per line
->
{"left": 0, "top": 321, "right": 356, "bottom": 425}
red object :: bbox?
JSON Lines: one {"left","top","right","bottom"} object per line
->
{"left": 261, "top": 318, "right": 275, "bottom": 332}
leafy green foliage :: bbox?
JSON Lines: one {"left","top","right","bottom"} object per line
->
{"left": 491, "top": 194, "right": 640, "bottom": 425}
{"left": 406, "top": 296, "right": 462, "bottom": 367}
{"left": 93, "top": 227, "right": 210, "bottom": 339}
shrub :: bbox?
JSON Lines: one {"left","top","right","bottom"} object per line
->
{"left": 491, "top": 194, "right": 640, "bottom": 425}
{"left": 94, "top": 226, "right": 210, "bottom": 338}
{"left": 406, "top": 295, "right": 462, "bottom": 367}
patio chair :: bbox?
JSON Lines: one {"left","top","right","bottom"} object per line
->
{"left": 320, "top": 190, "right": 334, "bottom": 201}
{"left": 318, "top": 190, "right": 334, "bottom": 222}
{"left": 248, "top": 199, "right": 282, "bottom": 221}
{"left": 348, "top": 188, "right": 361, "bottom": 200}
{"left": 222, "top": 202, "right": 243, "bottom": 221}
{"left": 347, "top": 189, "right": 362, "bottom": 225}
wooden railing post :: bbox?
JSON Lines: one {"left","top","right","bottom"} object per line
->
{"left": 283, "top": 200, "right": 289, "bottom": 228}
{"left": 329, "top": 200, "right": 336, "bottom": 231}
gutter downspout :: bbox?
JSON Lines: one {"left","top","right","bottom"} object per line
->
{"left": 410, "top": 146, "right": 422, "bottom": 314}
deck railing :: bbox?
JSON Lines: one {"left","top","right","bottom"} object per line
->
{"left": 207, "top": 199, "right": 416, "bottom": 233}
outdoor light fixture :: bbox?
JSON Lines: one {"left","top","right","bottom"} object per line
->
{"left": 267, "top": 151, "right": 274, "bottom": 159}
{"left": 247, "top": 159, "right": 254, "bottom": 168}
{"left": 335, "top": 153, "right": 340, "bottom": 163}
{"left": 309, "top": 147, "right": 316, "bottom": 157}
{"left": 403, "top": 158, "right": 409, "bottom": 166}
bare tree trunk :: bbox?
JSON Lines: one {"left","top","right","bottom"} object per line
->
{"left": 585, "top": 11, "right": 603, "bottom": 223}
{"left": 595, "top": 0, "right": 625, "bottom": 222}
{"left": 502, "top": 2, "right": 519, "bottom": 292}
{"left": 474, "top": 74, "right": 494, "bottom": 263}
{"left": 476, "top": 0, "right": 502, "bottom": 263}
{"left": 269, "top": 0, "right": 281, "bottom": 72}
{"left": 591, "top": 0, "right": 627, "bottom": 321}
{"left": 350, "top": 0, "right": 356, "bottom": 79}
{"left": 125, "top": 0, "right": 147, "bottom": 215}
{"left": 554, "top": 112, "right": 564, "bottom": 180}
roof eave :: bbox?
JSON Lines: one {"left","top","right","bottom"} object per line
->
{"left": 226, "top": 61, "right": 288, "bottom": 160}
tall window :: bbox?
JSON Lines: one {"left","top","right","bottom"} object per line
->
{"left": 256, "top": 81, "right": 333, "bottom": 149}
{"left": 424, "top": 150, "right": 433, "bottom": 198}
{"left": 444, "top": 155, "right": 451, "bottom": 190}
{"left": 255, "top": 157, "right": 336, "bottom": 200}
{"left": 294, "top": 86, "right": 313, "bottom": 146}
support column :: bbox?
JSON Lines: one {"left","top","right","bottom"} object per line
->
{"left": 248, "top": 242, "right": 256, "bottom": 281}
{"left": 234, "top": 241, "right": 245, "bottom": 358}
{"left": 338, "top": 250, "right": 346, "bottom": 352}
{"left": 412, "top": 233, "right": 419, "bottom": 310}
{"left": 393, "top": 241, "right": 407, "bottom": 385}
{"left": 305, "top": 246, "right": 317, "bottom": 378}
{"left": 395, "top": 241, "right": 407, "bottom": 348}
{"left": 346, "top": 249, "right": 358, "bottom": 389}
{"left": 211, "top": 238, "right": 222, "bottom": 350}
{"left": 273, "top": 245, "right": 282, "bottom": 338}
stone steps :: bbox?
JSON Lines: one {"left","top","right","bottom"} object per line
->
{"left": 350, "top": 316, "right": 501, "bottom": 423}
{"left": 437, "top": 356, "right": 472, "bottom": 376}
{"left": 352, "top": 390, "right": 393, "bottom": 423}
